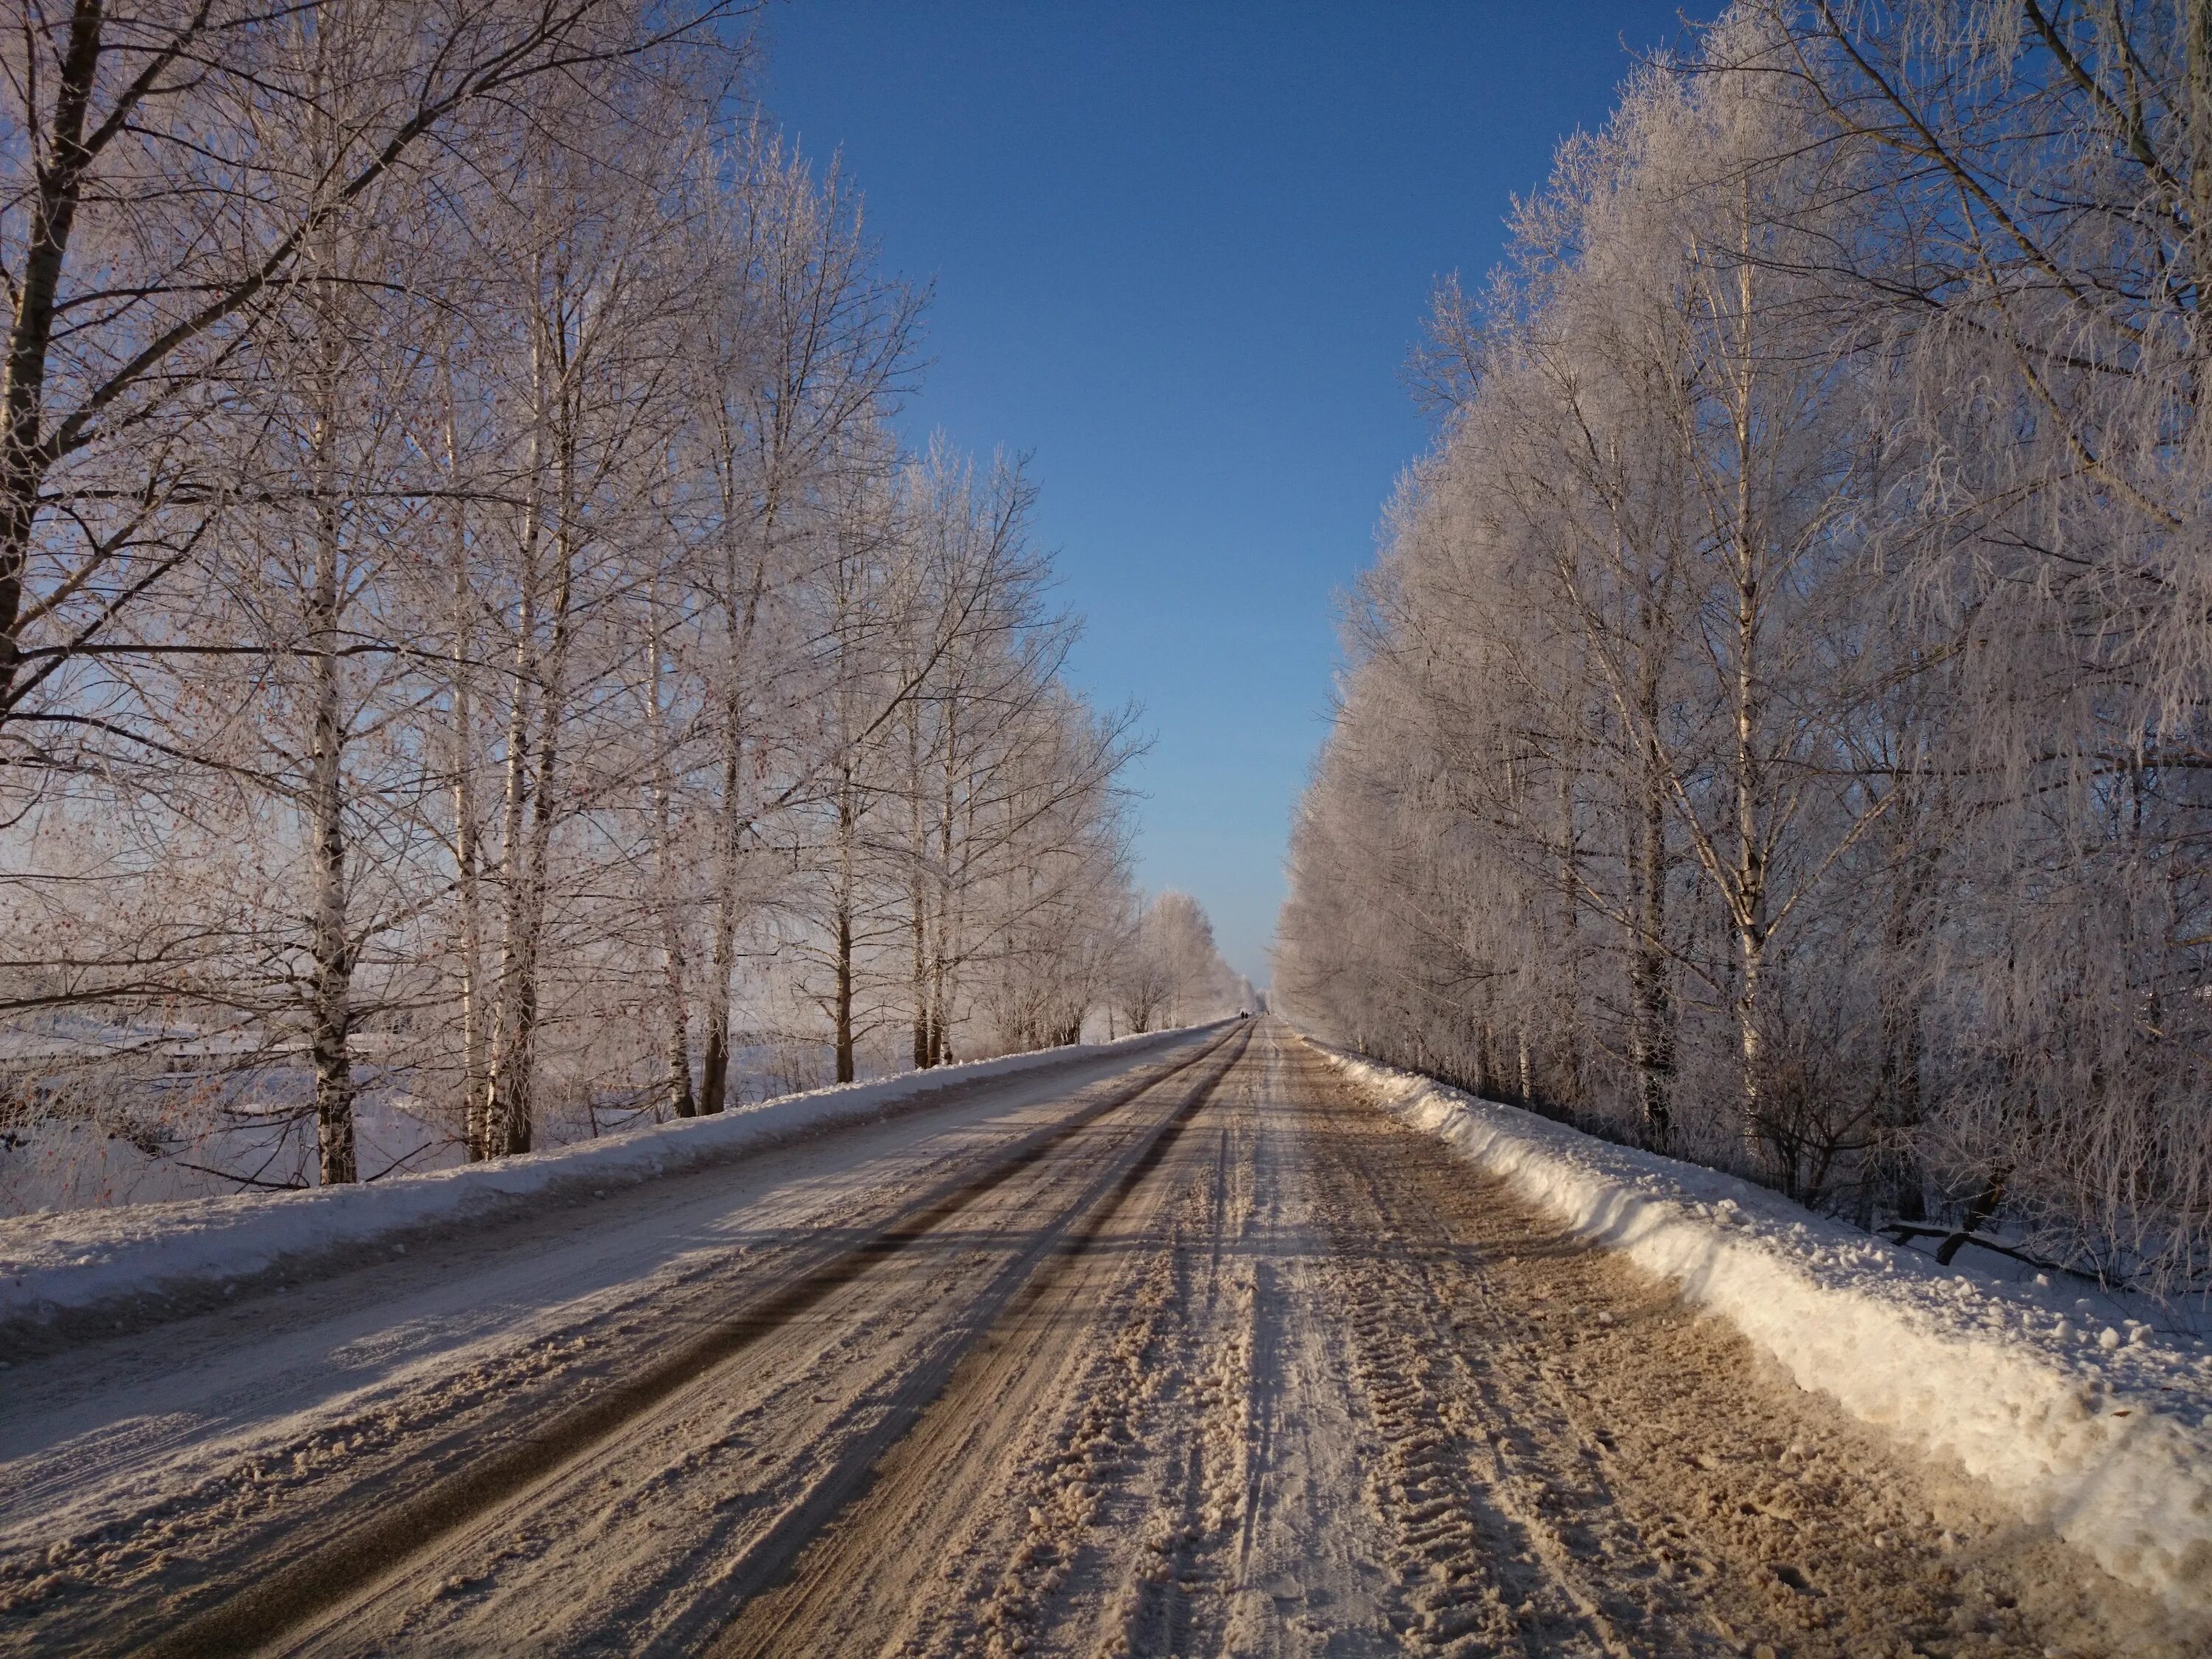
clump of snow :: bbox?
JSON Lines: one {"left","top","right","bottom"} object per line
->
{"left": 0, "top": 1026, "right": 1215, "bottom": 1341}
{"left": 1318, "top": 1044, "right": 2212, "bottom": 1618}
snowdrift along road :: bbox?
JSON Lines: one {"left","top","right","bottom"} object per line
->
{"left": 0, "top": 1024, "right": 1220, "bottom": 1353}
{"left": 1316, "top": 1044, "right": 2212, "bottom": 1621}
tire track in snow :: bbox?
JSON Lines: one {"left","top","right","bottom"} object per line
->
{"left": 39, "top": 1029, "right": 1244, "bottom": 1659}
{"left": 915, "top": 1107, "right": 1237, "bottom": 1659}
{"left": 1101, "top": 1109, "right": 1261, "bottom": 1659}
{"left": 1287, "top": 1029, "right": 2199, "bottom": 1659}
{"left": 9, "top": 1018, "right": 2194, "bottom": 1659}
{"left": 1308, "top": 1117, "right": 1578, "bottom": 1653}
{"left": 698, "top": 1026, "right": 1250, "bottom": 1659}
{"left": 0, "top": 1052, "right": 1222, "bottom": 1644}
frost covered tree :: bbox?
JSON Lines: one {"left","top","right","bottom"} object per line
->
{"left": 1117, "top": 891, "right": 1237, "bottom": 1032}
{"left": 1282, "top": 2, "right": 2212, "bottom": 1295}
{"left": 0, "top": 1, "right": 1159, "bottom": 1211}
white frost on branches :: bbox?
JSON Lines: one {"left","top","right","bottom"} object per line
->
{"left": 0, "top": 2, "right": 1168, "bottom": 1211}
{"left": 1280, "top": 2, "right": 2212, "bottom": 1298}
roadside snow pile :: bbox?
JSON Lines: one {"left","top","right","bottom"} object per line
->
{"left": 0, "top": 1026, "right": 1213, "bottom": 1339}
{"left": 1320, "top": 1044, "right": 2212, "bottom": 1618}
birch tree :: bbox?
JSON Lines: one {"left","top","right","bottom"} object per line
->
{"left": 1283, "top": 1, "right": 2212, "bottom": 1290}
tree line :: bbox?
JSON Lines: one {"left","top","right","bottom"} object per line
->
{"left": 0, "top": 1, "right": 1238, "bottom": 1205}
{"left": 1279, "top": 1, "right": 2212, "bottom": 1295}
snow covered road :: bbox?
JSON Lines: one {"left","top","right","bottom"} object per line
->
{"left": 0, "top": 1020, "right": 2193, "bottom": 1657}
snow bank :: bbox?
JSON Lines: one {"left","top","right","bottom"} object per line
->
{"left": 0, "top": 1026, "right": 1215, "bottom": 1340}
{"left": 1318, "top": 1044, "right": 2212, "bottom": 1617}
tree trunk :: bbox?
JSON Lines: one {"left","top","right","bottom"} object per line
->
{"left": 500, "top": 509, "right": 578, "bottom": 1156}
{"left": 908, "top": 700, "right": 932, "bottom": 1068}
{"left": 445, "top": 396, "right": 490, "bottom": 1161}
{"left": 700, "top": 532, "right": 767, "bottom": 1116}
{"left": 834, "top": 771, "right": 857, "bottom": 1084}
{"left": 485, "top": 524, "right": 540, "bottom": 1158}
{"left": 307, "top": 452, "right": 355, "bottom": 1186}
{"left": 1551, "top": 757, "right": 1582, "bottom": 1107}
{"left": 485, "top": 689, "right": 535, "bottom": 1152}
{"left": 2191, "top": 0, "right": 2212, "bottom": 317}
{"left": 1873, "top": 813, "right": 1933, "bottom": 1220}
{"left": 658, "top": 910, "right": 695, "bottom": 1117}
{"left": 910, "top": 876, "right": 931, "bottom": 1069}
{"left": 1628, "top": 674, "right": 1675, "bottom": 1149}
{"left": 304, "top": 243, "right": 356, "bottom": 1189}
{"left": 931, "top": 753, "right": 968, "bottom": 1066}
{"left": 486, "top": 382, "right": 577, "bottom": 1160}
{"left": 1735, "top": 922, "right": 1768, "bottom": 1166}
{"left": 647, "top": 621, "right": 695, "bottom": 1118}
{"left": 0, "top": 1, "right": 102, "bottom": 716}
{"left": 700, "top": 720, "right": 743, "bottom": 1116}
{"left": 1728, "top": 215, "right": 1771, "bottom": 1170}
{"left": 834, "top": 900, "right": 855, "bottom": 1082}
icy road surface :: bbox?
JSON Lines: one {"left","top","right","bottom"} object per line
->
{"left": 0, "top": 1020, "right": 2191, "bottom": 1657}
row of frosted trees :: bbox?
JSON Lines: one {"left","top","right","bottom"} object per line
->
{"left": 0, "top": 1, "right": 1221, "bottom": 1203}
{"left": 1279, "top": 1, "right": 2212, "bottom": 1295}
{"left": 1116, "top": 892, "right": 1252, "bottom": 1037}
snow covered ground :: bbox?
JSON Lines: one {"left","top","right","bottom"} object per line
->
{"left": 0, "top": 1026, "right": 1214, "bottom": 1346}
{"left": 0, "top": 1019, "right": 2191, "bottom": 1656}
{"left": 1317, "top": 1043, "right": 2212, "bottom": 1618}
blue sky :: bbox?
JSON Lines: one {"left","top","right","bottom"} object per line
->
{"left": 759, "top": 1, "right": 1686, "bottom": 984}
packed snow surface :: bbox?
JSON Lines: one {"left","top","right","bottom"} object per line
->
{"left": 1319, "top": 1046, "right": 2212, "bottom": 1618}
{"left": 0, "top": 1026, "right": 1211, "bottom": 1338}
{"left": 0, "top": 1021, "right": 2193, "bottom": 1655}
